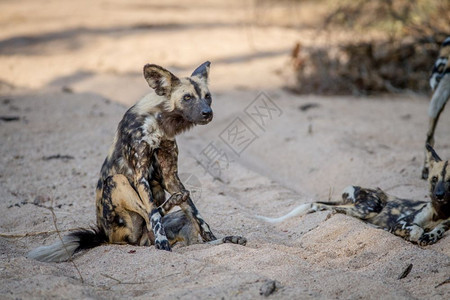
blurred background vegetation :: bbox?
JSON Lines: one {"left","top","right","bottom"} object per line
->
{"left": 254, "top": 0, "right": 450, "bottom": 95}
{"left": 1, "top": 0, "right": 448, "bottom": 96}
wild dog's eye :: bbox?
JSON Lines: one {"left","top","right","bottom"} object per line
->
{"left": 431, "top": 176, "right": 438, "bottom": 184}
{"left": 205, "top": 93, "right": 211, "bottom": 99}
{"left": 183, "top": 94, "right": 193, "bottom": 101}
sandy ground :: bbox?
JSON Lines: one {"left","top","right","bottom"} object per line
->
{"left": 1, "top": 1, "right": 449, "bottom": 299}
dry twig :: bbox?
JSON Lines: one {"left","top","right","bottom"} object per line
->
{"left": 0, "top": 228, "right": 78, "bottom": 238}
{"left": 44, "top": 201, "right": 84, "bottom": 283}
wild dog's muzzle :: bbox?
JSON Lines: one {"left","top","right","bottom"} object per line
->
{"left": 196, "top": 102, "right": 213, "bottom": 124}
{"left": 433, "top": 181, "right": 447, "bottom": 202}
{"left": 201, "top": 107, "right": 213, "bottom": 120}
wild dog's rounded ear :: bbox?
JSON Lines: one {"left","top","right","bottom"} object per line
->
{"left": 143, "top": 64, "right": 180, "bottom": 96}
{"left": 426, "top": 143, "right": 442, "bottom": 163}
{"left": 191, "top": 61, "right": 211, "bottom": 83}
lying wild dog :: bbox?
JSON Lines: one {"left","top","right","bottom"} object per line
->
{"left": 258, "top": 145, "right": 450, "bottom": 246}
{"left": 28, "top": 62, "right": 246, "bottom": 262}
{"left": 422, "top": 37, "right": 450, "bottom": 179}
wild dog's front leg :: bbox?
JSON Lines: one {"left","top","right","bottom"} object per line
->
{"left": 418, "top": 220, "right": 450, "bottom": 246}
{"left": 422, "top": 78, "right": 449, "bottom": 179}
{"left": 182, "top": 197, "right": 217, "bottom": 241}
{"left": 131, "top": 142, "right": 171, "bottom": 251}
{"left": 391, "top": 221, "right": 425, "bottom": 244}
{"left": 157, "top": 139, "right": 217, "bottom": 242}
{"left": 164, "top": 172, "right": 217, "bottom": 242}
{"left": 422, "top": 121, "right": 437, "bottom": 179}
{"left": 138, "top": 182, "right": 171, "bottom": 250}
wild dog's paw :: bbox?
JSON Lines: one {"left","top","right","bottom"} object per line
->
{"left": 418, "top": 232, "right": 438, "bottom": 246}
{"left": 170, "top": 191, "right": 190, "bottom": 205}
{"left": 162, "top": 191, "right": 190, "bottom": 212}
{"left": 180, "top": 190, "right": 190, "bottom": 202}
{"left": 223, "top": 235, "right": 247, "bottom": 246}
{"left": 155, "top": 238, "right": 172, "bottom": 251}
{"left": 419, "top": 227, "right": 445, "bottom": 246}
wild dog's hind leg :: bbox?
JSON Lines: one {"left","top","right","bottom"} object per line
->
{"left": 163, "top": 210, "right": 199, "bottom": 246}
{"left": 314, "top": 186, "right": 387, "bottom": 220}
{"left": 391, "top": 222, "right": 425, "bottom": 244}
{"left": 97, "top": 175, "right": 153, "bottom": 246}
{"left": 163, "top": 210, "right": 247, "bottom": 246}
{"left": 207, "top": 236, "right": 247, "bottom": 246}
{"left": 312, "top": 203, "right": 374, "bottom": 219}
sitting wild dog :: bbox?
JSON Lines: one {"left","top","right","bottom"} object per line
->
{"left": 422, "top": 37, "right": 450, "bottom": 179}
{"left": 258, "top": 145, "right": 450, "bottom": 246}
{"left": 28, "top": 62, "right": 246, "bottom": 262}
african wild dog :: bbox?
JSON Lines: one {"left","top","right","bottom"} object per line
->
{"left": 28, "top": 62, "right": 246, "bottom": 262}
{"left": 422, "top": 37, "right": 450, "bottom": 179}
{"left": 258, "top": 145, "right": 450, "bottom": 245}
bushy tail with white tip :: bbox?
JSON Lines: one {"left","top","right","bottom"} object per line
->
{"left": 27, "top": 228, "right": 107, "bottom": 263}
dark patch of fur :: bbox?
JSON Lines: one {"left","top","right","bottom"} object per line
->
{"left": 157, "top": 110, "right": 195, "bottom": 136}
{"left": 191, "top": 61, "right": 210, "bottom": 78}
{"left": 70, "top": 227, "right": 108, "bottom": 253}
{"left": 188, "top": 78, "right": 203, "bottom": 98}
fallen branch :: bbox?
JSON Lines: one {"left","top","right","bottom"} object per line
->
{"left": 0, "top": 116, "right": 20, "bottom": 122}
{"left": 43, "top": 203, "right": 84, "bottom": 283}
{"left": 100, "top": 273, "right": 153, "bottom": 285}
{"left": 398, "top": 263, "right": 413, "bottom": 279}
{"left": 435, "top": 277, "right": 450, "bottom": 288}
{"left": 42, "top": 154, "right": 74, "bottom": 161}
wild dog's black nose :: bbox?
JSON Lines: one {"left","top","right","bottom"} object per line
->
{"left": 435, "top": 190, "right": 445, "bottom": 199}
{"left": 435, "top": 182, "right": 445, "bottom": 200}
{"left": 201, "top": 108, "right": 212, "bottom": 119}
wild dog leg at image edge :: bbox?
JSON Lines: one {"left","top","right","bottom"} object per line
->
{"left": 258, "top": 145, "right": 450, "bottom": 246}
{"left": 422, "top": 37, "right": 450, "bottom": 179}
{"left": 27, "top": 62, "right": 246, "bottom": 262}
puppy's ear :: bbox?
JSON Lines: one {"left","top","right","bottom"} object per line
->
{"left": 143, "top": 64, "right": 180, "bottom": 96}
{"left": 191, "top": 61, "right": 211, "bottom": 83}
{"left": 426, "top": 144, "right": 442, "bottom": 165}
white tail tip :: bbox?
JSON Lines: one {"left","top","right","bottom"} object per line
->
{"left": 255, "top": 203, "right": 313, "bottom": 223}
{"left": 27, "top": 235, "right": 80, "bottom": 263}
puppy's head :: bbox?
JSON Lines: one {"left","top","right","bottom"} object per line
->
{"left": 426, "top": 145, "right": 450, "bottom": 213}
{"left": 143, "top": 61, "right": 213, "bottom": 125}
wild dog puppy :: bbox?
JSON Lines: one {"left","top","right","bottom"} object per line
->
{"left": 28, "top": 62, "right": 246, "bottom": 262}
{"left": 258, "top": 145, "right": 450, "bottom": 246}
{"left": 422, "top": 37, "right": 450, "bottom": 179}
